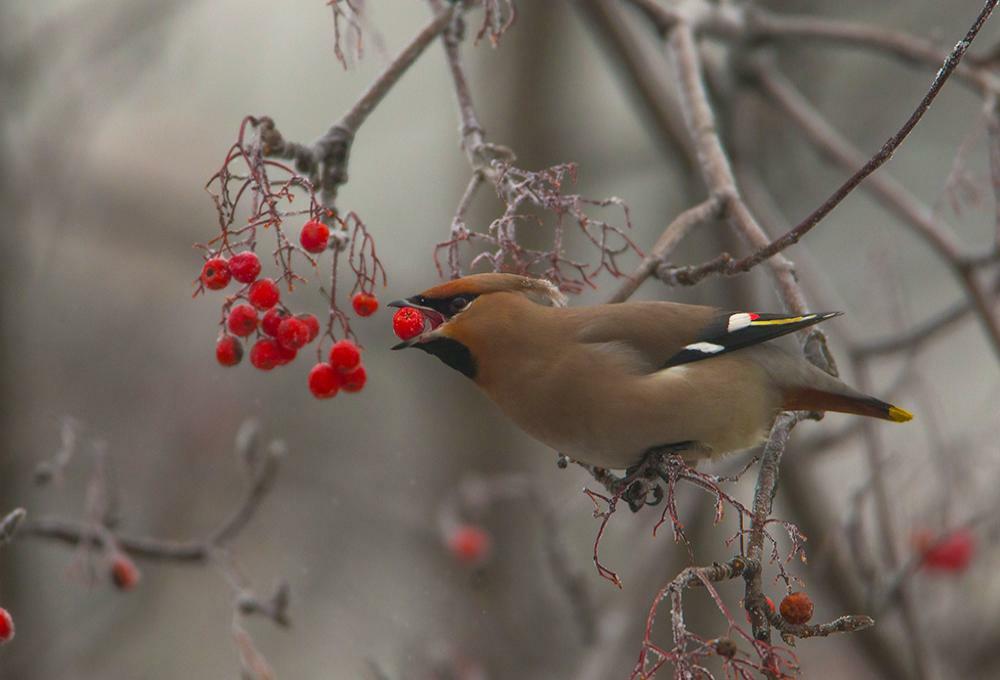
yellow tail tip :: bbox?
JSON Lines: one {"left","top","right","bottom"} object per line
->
{"left": 888, "top": 406, "right": 914, "bottom": 423}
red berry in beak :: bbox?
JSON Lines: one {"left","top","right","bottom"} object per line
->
{"left": 392, "top": 307, "right": 425, "bottom": 341}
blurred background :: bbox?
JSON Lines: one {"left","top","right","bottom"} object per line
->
{"left": 1, "top": 0, "right": 998, "bottom": 678}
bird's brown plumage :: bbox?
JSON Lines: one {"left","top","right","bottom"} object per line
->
{"left": 397, "top": 274, "right": 911, "bottom": 468}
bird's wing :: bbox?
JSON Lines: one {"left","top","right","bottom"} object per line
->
{"left": 574, "top": 302, "right": 841, "bottom": 372}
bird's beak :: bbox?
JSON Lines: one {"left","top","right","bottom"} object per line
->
{"left": 387, "top": 297, "right": 447, "bottom": 350}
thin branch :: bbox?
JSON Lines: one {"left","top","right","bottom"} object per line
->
{"left": 666, "top": 0, "right": 997, "bottom": 286}
{"left": 756, "top": 63, "right": 1000, "bottom": 357}
{"left": 608, "top": 197, "right": 721, "bottom": 302}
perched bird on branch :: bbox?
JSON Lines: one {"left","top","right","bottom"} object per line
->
{"left": 390, "top": 273, "right": 911, "bottom": 469}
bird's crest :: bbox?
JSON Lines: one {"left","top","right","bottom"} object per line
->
{"left": 419, "top": 273, "right": 567, "bottom": 308}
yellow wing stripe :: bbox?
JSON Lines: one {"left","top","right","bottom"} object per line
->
{"left": 750, "top": 314, "right": 816, "bottom": 326}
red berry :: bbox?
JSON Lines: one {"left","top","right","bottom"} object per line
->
{"left": 392, "top": 307, "right": 425, "bottom": 341}
{"left": 352, "top": 292, "right": 379, "bottom": 317}
{"left": 300, "top": 219, "right": 330, "bottom": 254}
{"left": 745, "top": 596, "right": 775, "bottom": 624}
{"left": 215, "top": 336, "right": 243, "bottom": 366}
{"left": 277, "top": 317, "right": 310, "bottom": 350}
{"left": 250, "top": 339, "right": 282, "bottom": 370}
{"left": 200, "top": 257, "right": 231, "bottom": 290}
{"left": 110, "top": 555, "right": 140, "bottom": 591}
{"left": 329, "top": 340, "right": 361, "bottom": 371}
{"left": 917, "top": 528, "right": 975, "bottom": 572}
{"left": 261, "top": 307, "right": 290, "bottom": 337}
{"left": 299, "top": 314, "right": 320, "bottom": 342}
{"left": 229, "top": 251, "right": 261, "bottom": 284}
{"left": 0, "top": 607, "right": 13, "bottom": 644}
{"left": 340, "top": 364, "right": 367, "bottom": 392}
{"left": 447, "top": 524, "right": 492, "bottom": 566}
{"left": 275, "top": 342, "right": 297, "bottom": 365}
{"left": 308, "top": 363, "right": 341, "bottom": 399}
{"left": 227, "top": 304, "right": 259, "bottom": 337}
{"left": 248, "top": 278, "right": 280, "bottom": 310}
{"left": 779, "top": 592, "right": 813, "bottom": 625}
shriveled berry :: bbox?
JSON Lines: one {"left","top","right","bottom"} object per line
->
{"left": 917, "top": 528, "right": 975, "bottom": 572}
{"left": 248, "top": 278, "right": 280, "bottom": 310}
{"left": 340, "top": 364, "right": 367, "bottom": 392}
{"left": 261, "top": 307, "right": 290, "bottom": 337}
{"left": 0, "top": 607, "right": 13, "bottom": 644}
{"left": 277, "top": 317, "right": 310, "bottom": 350}
{"left": 299, "top": 314, "right": 320, "bottom": 342}
{"left": 392, "top": 307, "right": 425, "bottom": 341}
{"left": 779, "top": 592, "right": 814, "bottom": 625}
{"left": 250, "top": 339, "right": 282, "bottom": 370}
{"left": 200, "top": 257, "right": 231, "bottom": 290}
{"left": 329, "top": 340, "right": 361, "bottom": 371}
{"left": 447, "top": 524, "right": 492, "bottom": 566}
{"left": 352, "top": 292, "right": 379, "bottom": 317}
{"left": 229, "top": 251, "right": 261, "bottom": 283}
{"left": 227, "top": 304, "right": 259, "bottom": 337}
{"left": 110, "top": 555, "right": 140, "bottom": 591}
{"left": 300, "top": 219, "right": 330, "bottom": 254}
{"left": 308, "top": 363, "right": 341, "bottom": 399}
{"left": 745, "top": 596, "right": 775, "bottom": 624}
{"left": 216, "top": 336, "right": 243, "bottom": 366}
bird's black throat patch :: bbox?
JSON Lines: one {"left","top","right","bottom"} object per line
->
{"left": 415, "top": 337, "right": 477, "bottom": 380}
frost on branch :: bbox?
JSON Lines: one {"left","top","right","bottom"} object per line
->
{"left": 435, "top": 161, "right": 642, "bottom": 293}
{"left": 198, "top": 115, "right": 384, "bottom": 395}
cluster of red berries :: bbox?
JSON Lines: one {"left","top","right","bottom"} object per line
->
{"left": 0, "top": 607, "right": 13, "bottom": 644}
{"left": 307, "top": 339, "right": 368, "bottom": 399}
{"left": 199, "top": 220, "right": 382, "bottom": 399}
{"left": 913, "top": 527, "right": 975, "bottom": 572}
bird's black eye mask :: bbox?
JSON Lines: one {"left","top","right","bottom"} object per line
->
{"left": 407, "top": 294, "right": 479, "bottom": 322}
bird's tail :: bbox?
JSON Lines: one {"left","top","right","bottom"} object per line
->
{"left": 783, "top": 387, "right": 913, "bottom": 423}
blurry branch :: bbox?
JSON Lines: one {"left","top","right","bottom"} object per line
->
{"left": 22, "top": 422, "right": 282, "bottom": 563}
{"left": 439, "top": 473, "right": 597, "bottom": 645}
{"left": 0, "top": 508, "right": 26, "bottom": 548}
{"left": 753, "top": 64, "right": 1000, "bottom": 358}
{"left": 656, "top": 0, "right": 997, "bottom": 289}
{"left": 261, "top": 4, "right": 457, "bottom": 208}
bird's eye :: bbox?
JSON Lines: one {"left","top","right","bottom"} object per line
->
{"left": 449, "top": 296, "right": 470, "bottom": 313}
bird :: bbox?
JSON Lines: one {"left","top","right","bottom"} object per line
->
{"left": 390, "top": 273, "right": 912, "bottom": 470}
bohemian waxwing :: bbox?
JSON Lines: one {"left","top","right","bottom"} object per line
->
{"left": 390, "top": 273, "right": 912, "bottom": 469}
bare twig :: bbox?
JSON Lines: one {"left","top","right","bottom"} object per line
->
{"left": 665, "top": 1, "right": 997, "bottom": 288}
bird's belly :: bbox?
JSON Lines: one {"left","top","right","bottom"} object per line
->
{"left": 484, "top": 358, "right": 780, "bottom": 469}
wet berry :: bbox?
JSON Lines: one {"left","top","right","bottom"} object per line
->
{"left": 261, "top": 307, "right": 290, "bottom": 337}
{"left": 216, "top": 336, "right": 243, "bottom": 366}
{"left": 277, "top": 317, "right": 310, "bottom": 350}
{"left": 300, "top": 219, "right": 330, "bottom": 254}
{"left": 248, "top": 278, "right": 280, "bottom": 310}
{"left": 352, "top": 292, "right": 379, "bottom": 317}
{"left": 229, "top": 251, "right": 261, "bottom": 284}
{"left": 308, "top": 363, "right": 341, "bottom": 399}
{"left": 227, "top": 304, "right": 259, "bottom": 337}
{"left": 329, "top": 340, "right": 361, "bottom": 371}
{"left": 340, "top": 364, "right": 367, "bottom": 392}
{"left": 299, "top": 314, "right": 320, "bottom": 342}
{"left": 392, "top": 307, "right": 425, "bottom": 341}
{"left": 250, "top": 339, "right": 282, "bottom": 370}
{"left": 200, "top": 257, "right": 231, "bottom": 290}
